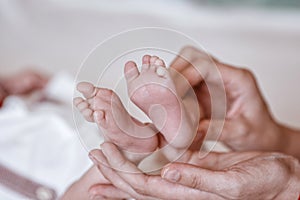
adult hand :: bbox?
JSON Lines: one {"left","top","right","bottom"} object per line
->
{"left": 61, "top": 165, "right": 129, "bottom": 200}
{"left": 90, "top": 142, "right": 225, "bottom": 200}
{"left": 90, "top": 142, "right": 300, "bottom": 200}
{"left": 170, "top": 46, "right": 286, "bottom": 152}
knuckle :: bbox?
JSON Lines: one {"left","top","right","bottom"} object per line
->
{"left": 225, "top": 175, "right": 246, "bottom": 198}
{"left": 268, "top": 152, "right": 298, "bottom": 171}
{"left": 190, "top": 175, "right": 202, "bottom": 189}
{"left": 217, "top": 170, "right": 246, "bottom": 199}
{"left": 231, "top": 185, "right": 245, "bottom": 199}
{"left": 239, "top": 68, "right": 255, "bottom": 82}
{"left": 235, "top": 68, "right": 258, "bottom": 91}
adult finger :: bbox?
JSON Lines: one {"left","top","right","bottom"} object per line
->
{"left": 90, "top": 149, "right": 144, "bottom": 199}
{"left": 177, "top": 55, "right": 256, "bottom": 95}
{"left": 161, "top": 162, "right": 236, "bottom": 197}
{"left": 170, "top": 46, "right": 220, "bottom": 85}
{"left": 184, "top": 151, "right": 228, "bottom": 170}
{"left": 170, "top": 46, "right": 217, "bottom": 73}
{"left": 197, "top": 117, "right": 267, "bottom": 152}
{"left": 170, "top": 46, "right": 197, "bottom": 73}
{"left": 162, "top": 151, "right": 264, "bottom": 188}
{"left": 100, "top": 142, "right": 223, "bottom": 200}
{"left": 89, "top": 184, "right": 131, "bottom": 200}
{"left": 198, "top": 118, "right": 248, "bottom": 144}
{"left": 190, "top": 151, "right": 262, "bottom": 170}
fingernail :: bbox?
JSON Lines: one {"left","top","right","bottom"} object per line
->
{"left": 162, "top": 169, "right": 181, "bottom": 182}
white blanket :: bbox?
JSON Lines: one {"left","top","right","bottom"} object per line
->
{"left": 0, "top": 72, "right": 96, "bottom": 199}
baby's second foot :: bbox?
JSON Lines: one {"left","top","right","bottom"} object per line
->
{"left": 74, "top": 82, "right": 158, "bottom": 163}
{"left": 124, "top": 55, "right": 196, "bottom": 149}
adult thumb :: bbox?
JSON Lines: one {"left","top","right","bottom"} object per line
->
{"left": 161, "top": 162, "right": 232, "bottom": 195}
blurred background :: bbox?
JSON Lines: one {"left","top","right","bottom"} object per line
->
{"left": 0, "top": 0, "right": 299, "bottom": 126}
{"left": 0, "top": 0, "right": 299, "bottom": 198}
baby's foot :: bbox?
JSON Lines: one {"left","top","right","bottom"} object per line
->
{"left": 74, "top": 82, "right": 158, "bottom": 163}
{"left": 124, "top": 55, "right": 197, "bottom": 149}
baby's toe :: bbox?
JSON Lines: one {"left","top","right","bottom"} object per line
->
{"left": 77, "top": 101, "right": 89, "bottom": 111}
{"left": 142, "top": 55, "right": 151, "bottom": 70}
{"left": 150, "top": 56, "right": 159, "bottom": 65}
{"left": 156, "top": 66, "right": 167, "bottom": 78}
{"left": 124, "top": 61, "right": 140, "bottom": 82}
{"left": 77, "top": 82, "right": 97, "bottom": 98}
{"left": 96, "top": 88, "right": 114, "bottom": 101}
{"left": 73, "top": 97, "right": 84, "bottom": 106}
{"left": 99, "top": 89, "right": 122, "bottom": 107}
{"left": 93, "top": 110, "right": 107, "bottom": 128}
{"left": 87, "top": 97, "right": 107, "bottom": 110}
{"left": 154, "top": 58, "right": 165, "bottom": 67}
{"left": 142, "top": 55, "right": 151, "bottom": 65}
{"left": 142, "top": 63, "right": 150, "bottom": 71}
{"left": 82, "top": 108, "right": 94, "bottom": 122}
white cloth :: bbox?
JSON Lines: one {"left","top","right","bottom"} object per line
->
{"left": 0, "top": 72, "right": 95, "bottom": 199}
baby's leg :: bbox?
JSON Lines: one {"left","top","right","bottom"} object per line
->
{"left": 124, "top": 55, "right": 198, "bottom": 152}
{"left": 1, "top": 70, "right": 48, "bottom": 95}
{"left": 74, "top": 82, "right": 158, "bottom": 164}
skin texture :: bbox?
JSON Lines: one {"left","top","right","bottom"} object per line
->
{"left": 74, "top": 82, "right": 158, "bottom": 164}
{"left": 74, "top": 55, "right": 199, "bottom": 164}
{"left": 89, "top": 142, "right": 300, "bottom": 200}
{"left": 64, "top": 46, "right": 300, "bottom": 199}
{"left": 124, "top": 55, "right": 197, "bottom": 150}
